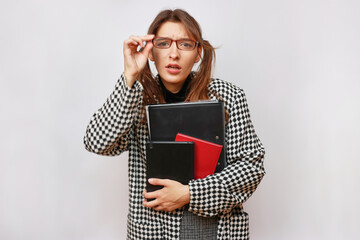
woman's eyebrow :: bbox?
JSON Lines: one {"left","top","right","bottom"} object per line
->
{"left": 156, "top": 36, "right": 190, "bottom": 40}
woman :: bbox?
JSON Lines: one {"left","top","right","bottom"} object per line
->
{"left": 84, "top": 9, "right": 265, "bottom": 240}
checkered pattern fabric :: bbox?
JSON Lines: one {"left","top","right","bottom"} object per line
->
{"left": 84, "top": 74, "right": 265, "bottom": 240}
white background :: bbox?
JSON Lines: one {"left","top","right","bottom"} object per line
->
{"left": 1, "top": 0, "right": 359, "bottom": 239}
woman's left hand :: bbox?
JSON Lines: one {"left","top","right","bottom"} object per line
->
{"left": 142, "top": 178, "right": 190, "bottom": 212}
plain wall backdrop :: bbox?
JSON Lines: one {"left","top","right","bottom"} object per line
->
{"left": 1, "top": 0, "right": 359, "bottom": 239}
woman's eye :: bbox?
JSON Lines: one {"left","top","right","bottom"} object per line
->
{"left": 157, "top": 41, "right": 170, "bottom": 47}
{"left": 180, "top": 41, "right": 193, "bottom": 48}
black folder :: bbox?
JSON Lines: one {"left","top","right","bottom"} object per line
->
{"left": 145, "top": 141, "right": 195, "bottom": 193}
{"left": 146, "top": 101, "right": 227, "bottom": 173}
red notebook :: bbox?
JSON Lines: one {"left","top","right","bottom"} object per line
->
{"left": 175, "top": 133, "right": 223, "bottom": 179}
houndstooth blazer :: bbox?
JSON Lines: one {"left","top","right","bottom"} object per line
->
{"left": 84, "top": 74, "right": 265, "bottom": 240}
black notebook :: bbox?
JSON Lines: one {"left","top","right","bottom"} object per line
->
{"left": 145, "top": 141, "right": 195, "bottom": 193}
{"left": 146, "top": 101, "right": 227, "bottom": 173}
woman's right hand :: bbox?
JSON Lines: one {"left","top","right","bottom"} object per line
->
{"left": 123, "top": 34, "right": 154, "bottom": 87}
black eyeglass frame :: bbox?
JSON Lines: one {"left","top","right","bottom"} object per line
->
{"left": 151, "top": 37, "right": 200, "bottom": 51}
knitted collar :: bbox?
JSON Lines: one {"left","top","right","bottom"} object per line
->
{"left": 158, "top": 74, "right": 191, "bottom": 103}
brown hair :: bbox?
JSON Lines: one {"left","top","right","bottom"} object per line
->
{"left": 138, "top": 9, "right": 229, "bottom": 123}
{"left": 139, "top": 9, "right": 215, "bottom": 104}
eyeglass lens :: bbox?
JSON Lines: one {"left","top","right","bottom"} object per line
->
{"left": 153, "top": 38, "right": 197, "bottom": 50}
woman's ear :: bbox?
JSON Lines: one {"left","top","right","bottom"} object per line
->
{"left": 195, "top": 46, "right": 202, "bottom": 63}
{"left": 149, "top": 50, "right": 155, "bottom": 62}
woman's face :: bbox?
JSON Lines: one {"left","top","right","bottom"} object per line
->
{"left": 149, "top": 21, "right": 201, "bottom": 93}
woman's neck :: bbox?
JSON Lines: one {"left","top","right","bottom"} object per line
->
{"left": 161, "top": 81, "right": 184, "bottom": 93}
{"left": 158, "top": 74, "right": 191, "bottom": 103}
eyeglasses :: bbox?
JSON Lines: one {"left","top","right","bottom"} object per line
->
{"left": 152, "top": 37, "right": 199, "bottom": 51}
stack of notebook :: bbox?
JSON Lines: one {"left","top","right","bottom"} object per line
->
{"left": 145, "top": 100, "right": 226, "bottom": 192}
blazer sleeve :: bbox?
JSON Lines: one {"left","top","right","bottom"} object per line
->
{"left": 83, "top": 74, "right": 143, "bottom": 156}
{"left": 188, "top": 88, "right": 265, "bottom": 217}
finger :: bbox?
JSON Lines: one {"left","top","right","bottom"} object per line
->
{"left": 148, "top": 178, "right": 170, "bottom": 186}
{"left": 130, "top": 35, "right": 151, "bottom": 48}
{"left": 143, "top": 198, "right": 160, "bottom": 208}
{"left": 153, "top": 205, "right": 164, "bottom": 211}
{"left": 141, "top": 41, "right": 153, "bottom": 56}
{"left": 154, "top": 204, "right": 175, "bottom": 212}
{"left": 143, "top": 188, "right": 160, "bottom": 200}
{"left": 123, "top": 38, "right": 140, "bottom": 51}
{"left": 140, "top": 34, "right": 155, "bottom": 41}
{"left": 124, "top": 36, "right": 143, "bottom": 50}
{"left": 132, "top": 36, "right": 145, "bottom": 48}
{"left": 124, "top": 35, "right": 154, "bottom": 52}
{"left": 133, "top": 35, "right": 155, "bottom": 48}
{"left": 124, "top": 36, "right": 144, "bottom": 47}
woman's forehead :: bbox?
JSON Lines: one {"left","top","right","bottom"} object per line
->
{"left": 156, "top": 22, "right": 191, "bottom": 39}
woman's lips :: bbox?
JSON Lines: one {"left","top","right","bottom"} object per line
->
{"left": 166, "top": 64, "right": 181, "bottom": 74}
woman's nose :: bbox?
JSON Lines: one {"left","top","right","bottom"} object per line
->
{"left": 169, "top": 41, "right": 180, "bottom": 59}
